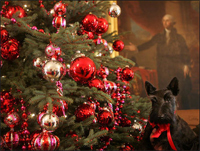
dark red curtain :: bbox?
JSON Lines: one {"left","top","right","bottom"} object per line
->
{"left": 118, "top": 1, "right": 166, "bottom": 35}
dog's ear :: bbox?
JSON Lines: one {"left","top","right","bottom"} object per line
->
{"left": 167, "top": 77, "right": 179, "bottom": 96}
{"left": 145, "top": 81, "right": 156, "bottom": 95}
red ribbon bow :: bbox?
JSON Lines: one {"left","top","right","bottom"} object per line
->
{"left": 149, "top": 121, "right": 177, "bottom": 150}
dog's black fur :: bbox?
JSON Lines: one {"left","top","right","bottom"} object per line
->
{"left": 142, "top": 77, "right": 199, "bottom": 150}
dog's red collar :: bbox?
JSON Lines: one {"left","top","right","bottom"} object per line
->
{"left": 149, "top": 120, "right": 177, "bottom": 150}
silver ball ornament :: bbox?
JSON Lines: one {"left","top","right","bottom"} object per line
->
{"left": 40, "top": 113, "right": 59, "bottom": 132}
{"left": 42, "top": 59, "right": 66, "bottom": 82}
{"left": 108, "top": 3, "right": 121, "bottom": 18}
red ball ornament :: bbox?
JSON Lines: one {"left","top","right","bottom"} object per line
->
{"left": 113, "top": 40, "right": 124, "bottom": 52}
{"left": 52, "top": 16, "right": 66, "bottom": 29}
{"left": 30, "top": 130, "right": 42, "bottom": 143}
{"left": 121, "top": 67, "right": 134, "bottom": 81}
{"left": 54, "top": 2, "right": 66, "bottom": 15}
{"left": 97, "top": 108, "right": 113, "bottom": 126}
{"left": 4, "top": 6, "right": 26, "bottom": 19}
{"left": 4, "top": 131, "right": 19, "bottom": 149}
{"left": 4, "top": 112, "right": 20, "bottom": 128}
{"left": 32, "top": 131, "right": 60, "bottom": 151}
{"left": 1, "top": 27, "right": 9, "bottom": 43}
{"left": 75, "top": 103, "right": 95, "bottom": 122}
{"left": 95, "top": 17, "right": 109, "bottom": 35}
{"left": 88, "top": 78, "right": 104, "bottom": 91}
{"left": 1, "top": 38, "right": 19, "bottom": 61}
{"left": 1, "top": 91, "right": 15, "bottom": 113}
{"left": 82, "top": 14, "right": 99, "bottom": 32}
{"left": 69, "top": 56, "right": 96, "bottom": 84}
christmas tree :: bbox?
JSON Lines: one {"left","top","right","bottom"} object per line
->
{"left": 0, "top": 1, "right": 151, "bottom": 150}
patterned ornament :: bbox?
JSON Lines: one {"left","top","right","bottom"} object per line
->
{"left": 82, "top": 14, "right": 99, "bottom": 32}
{"left": 104, "top": 80, "right": 117, "bottom": 95}
{"left": 97, "top": 108, "right": 113, "bottom": 126}
{"left": 121, "top": 66, "right": 134, "bottom": 81}
{"left": 113, "top": 40, "right": 124, "bottom": 52}
{"left": 75, "top": 103, "right": 95, "bottom": 122}
{"left": 4, "top": 131, "right": 19, "bottom": 149}
{"left": 1, "top": 91, "right": 15, "bottom": 113}
{"left": 1, "top": 38, "right": 19, "bottom": 61}
{"left": 95, "top": 18, "right": 109, "bottom": 35}
{"left": 31, "top": 131, "right": 60, "bottom": 150}
{"left": 42, "top": 59, "right": 66, "bottom": 82}
{"left": 97, "top": 66, "right": 109, "bottom": 79}
{"left": 69, "top": 56, "right": 96, "bottom": 84}
{"left": 33, "top": 57, "right": 45, "bottom": 69}
{"left": 40, "top": 113, "right": 59, "bottom": 132}
{"left": 45, "top": 44, "right": 57, "bottom": 57}
{"left": 4, "top": 5, "right": 26, "bottom": 19}
{"left": 1, "top": 27, "right": 9, "bottom": 43}
{"left": 54, "top": 2, "right": 66, "bottom": 15}
{"left": 4, "top": 112, "right": 20, "bottom": 128}
{"left": 52, "top": 16, "right": 66, "bottom": 29}
{"left": 108, "top": 2, "right": 121, "bottom": 18}
{"left": 88, "top": 78, "right": 104, "bottom": 91}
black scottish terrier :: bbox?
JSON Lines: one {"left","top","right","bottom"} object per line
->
{"left": 142, "top": 77, "right": 199, "bottom": 150}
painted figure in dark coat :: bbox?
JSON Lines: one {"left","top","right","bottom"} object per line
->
{"left": 129, "top": 14, "right": 191, "bottom": 109}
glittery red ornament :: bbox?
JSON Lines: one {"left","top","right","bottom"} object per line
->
{"left": 54, "top": 2, "right": 66, "bottom": 15}
{"left": 4, "top": 131, "right": 19, "bottom": 149}
{"left": 97, "top": 109, "right": 113, "bottom": 126}
{"left": 0, "top": 91, "right": 15, "bottom": 113}
{"left": 75, "top": 104, "right": 95, "bottom": 122}
{"left": 69, "top": 56, "right": 96, "bottom": 84}
{"left": 113, "top": 40, "right": 124, "bottom": 52}
{"left": 82, "top": 14, "right": 98, "bottom": 32}
{"left": 32, "top": 131, "right": 60, "bottom": 151}
{"left": 4, "top": 6, "right": 26, "bottom": 19}
{"left": 30, "top": 130, "right": 42, "bottom": 143}
{"left": 95, "top": 18, "right": 109, "bottom": 35}
{"left": 52, "top": 16, "right": 66, "bottom": 29}
{"left": 1, "top": 38, "right": 19, "bottom": 61}
{"left": 88, "top": 78, "right": 104, "bottom": 91}
{"left": 1, "top": 28, "right": 9, "bottom": 43}
{"left": 121, "top": 67, "right": 134, "bottom": 81}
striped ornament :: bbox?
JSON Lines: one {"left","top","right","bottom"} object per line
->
{"left": 4, "top": 131, "right": 19, "bottom": 149}
{"left": 31, "top": 131, "right": 60, "bottom": 150}
{"left": 52, "top": 16, "right": 66, "bottom": 29}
